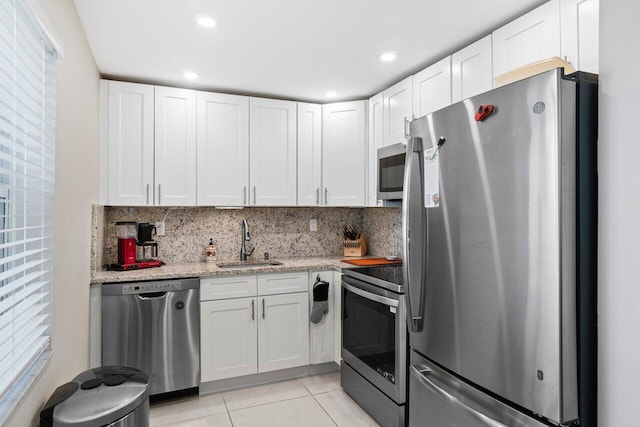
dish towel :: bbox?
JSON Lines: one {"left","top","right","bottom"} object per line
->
{"left": 311, "top": 275, "right": 330, "bottom": 324}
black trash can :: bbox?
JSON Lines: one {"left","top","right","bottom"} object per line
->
{"left": 40, "top": 366, "right": 149, "bottom": 426}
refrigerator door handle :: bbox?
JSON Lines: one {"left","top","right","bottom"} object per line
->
{"left": 403, "top": 136, "right": 426, "bottom": 332}
{"left": 410, "top": 365, "right": 506, "bottom": 427}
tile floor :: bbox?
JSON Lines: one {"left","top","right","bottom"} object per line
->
{"left": 150, "top": 372, "right": 380, "bottom": 427}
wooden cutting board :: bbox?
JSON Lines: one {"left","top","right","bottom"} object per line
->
{"left": 341, "top": 257, "right": 402, "bottom": 266}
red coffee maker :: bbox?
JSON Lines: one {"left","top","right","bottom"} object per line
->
{"left": 112, "top": 221, "right": 163, "bottom": 271}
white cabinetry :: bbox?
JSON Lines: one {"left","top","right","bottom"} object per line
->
{"left": 367, "top": 92, "right": 384, "bottom": 207}
{"left": 452, "top": 35, "right": 493, "bottom": 103}
{"left": 200, "top": 272, "right": 310, "bottom": 382}
{"left": 106, "top": 81, "right": 155, "bottom": 206}
{"left": 309, "top": 271, "right": 335, "bottom": 364}
{"left": 297, "top": 103, "right": 323, "bottom": 206}
{"left": 322, "top": 101, "right": 366, "bottom": 207}
{"left": 201, "top": 297, "right": 258, "bottom": 381}
{"left": 249, "top": 98, "right": 297, "bottom": 206}
{"left": 382, "top": 76, "right": 412, "bottom": 146}
{"left": 560, "top": 0, "right": 599, "bottom": 73}
{"left": 413, "top": 57, "right": 452, "bottom": 118}
{"left": 492, "top": 0, "right": 561, "bottom": 78}
{"left": 154, "top": 86, "right": 196, "bottom": 206}
{"left": 196, "top": 92, "right": 249, "bottom": 206}
{"left": 258, "top": 292, "right": 310, "bottom": 372}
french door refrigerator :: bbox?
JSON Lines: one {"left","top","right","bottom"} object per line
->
{"left": 403, "top": 69, "right": 597, "bottom": 427}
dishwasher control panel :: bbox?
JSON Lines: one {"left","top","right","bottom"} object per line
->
{"left": 122, "top": 281, "right": 178, "bottom": 294}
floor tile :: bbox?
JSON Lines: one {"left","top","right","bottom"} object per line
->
{"left": 300, "top": 372, "right": 341, "bottom": 395}
{"left": 229, "top": 396, "right": 336, "bottom": 427}
{"left": 150, "top": 393, "right": 227, "bottom": 426}
{"left": 155, "top": 412, "right": 232, "bottom": 427}
{"left": 314, "top": 390, "right": 380, "bottom": 427}
{"left": 222, "top": 378, "right": 310, "bottom": 411}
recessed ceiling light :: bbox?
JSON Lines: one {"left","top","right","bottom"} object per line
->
{"left": 325, "top": 91, "right": 337, "bottom": 98}
{"left": 197, "top": 16, "right": 216, "bottom": 28}
{"left": 379, "top": 52, "right": 397, "bottom": 62}
{"left": 183, "top": 71, "right": 200, "bottom": 80}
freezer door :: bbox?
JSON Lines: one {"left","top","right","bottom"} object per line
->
{"left": 409, "top": 352, "right": 548, "bottom": 427}
{"left": 407, "top": 69, "right": 578, "bottom": 423}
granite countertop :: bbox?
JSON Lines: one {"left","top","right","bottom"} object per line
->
{"left": 91, "top": 256, "right": 356, "bottom": 284}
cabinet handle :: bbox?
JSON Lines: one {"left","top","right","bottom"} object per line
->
{"left": 262, "top": 298, "right": 265, "bottom": 319}
{"left": 243, "top": 186, "right": 247, "bottom": 205}
{"left": 253, "top": 186, "right": 257, "bottom": 205}
{"left": 251, "top": 300, "right": 255, "bottom": 320}
{"left": 158, "top": 184, "right": 161, "bottom": 204}
{"left": 324, "top": 188, "right": 328, "bottom": 205}
{"left": 316, "top": 187, "right": 320, "bottom": 205}
{"left": 404, "top": 117, "right": 410, "bottom": 139}
{"left": 146, "top": 184, "right": 150, "bottom": 205}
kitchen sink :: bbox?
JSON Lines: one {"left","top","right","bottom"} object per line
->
{"left": 216, "top": 261, "right": 283, "bottom": 268}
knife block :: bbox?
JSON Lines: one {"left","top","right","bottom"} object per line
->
{"left": 343, "top": 233, "right": 368, "bottom": 257}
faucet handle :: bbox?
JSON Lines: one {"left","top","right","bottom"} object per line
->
{"left": 247, "top": 247, "right": 255, "bottom": 257}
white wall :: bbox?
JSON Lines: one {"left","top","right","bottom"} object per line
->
{"left": 5, "top": 0, "right": 100, "bottom": 425}
{"left": 598, "top": 0, "right": 640, "bottom": 425}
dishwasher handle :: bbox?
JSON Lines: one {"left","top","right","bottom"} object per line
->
{"left": 136, "top": 292, "right": 167, "bottom": 299}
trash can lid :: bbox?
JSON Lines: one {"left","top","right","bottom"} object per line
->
{"left": 44, "top": 366, "right": 148, "bottom": 426}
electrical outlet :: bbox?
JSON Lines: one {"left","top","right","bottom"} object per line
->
{"left": 155, "top": 221, "right": 165, "bottom": 236}
{"left": 310, "top": 219, "right": 318, "bottom": 232}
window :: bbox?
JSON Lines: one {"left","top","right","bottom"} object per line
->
{"left": 0, "top": 0, "right": 57, "bottom": 398}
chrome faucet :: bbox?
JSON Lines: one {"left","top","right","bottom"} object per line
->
{"left": 240, "top": 219, "right": 255, "bottom": 261}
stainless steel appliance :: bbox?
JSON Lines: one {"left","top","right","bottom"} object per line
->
{"left": 341, "top": 266, "right": 406, "bottom": 427}
{"left": 404, "top": 70, "right": 597, "bottom": 426}
{"left": 377, "top": 143, "right": 406, "bottom": 200}
{"left": 102, "top": 278, "right": 200, "bottom": 396}
{"left": 40, "top": 366, "right": 149, "bottom": 427}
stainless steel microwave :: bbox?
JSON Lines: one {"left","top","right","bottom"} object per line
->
{"left": 377, "top": 143, "right": 406, "bottom": 200}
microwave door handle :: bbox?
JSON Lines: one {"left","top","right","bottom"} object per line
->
{"left": 403, "top": 136, "right": 426, "bottom": 332}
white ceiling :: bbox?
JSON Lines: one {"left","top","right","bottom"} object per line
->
{"left": 73, "top": 0, "right": 545, "bottom": 103}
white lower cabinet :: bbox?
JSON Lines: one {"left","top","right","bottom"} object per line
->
{"left": 200, "top": 272, "right": 311, "bottom": 382}
{"left": 309, "top": 271, "right": 336, "bottom": 364}
{"left": 258, "top": 292, "right": 310, "bottom": 372}
{"left": 200, "top": 297, "right": 258, "bottom": 382}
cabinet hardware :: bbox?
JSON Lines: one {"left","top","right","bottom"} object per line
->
{"left": 158, "top": 184, "right": 161, "bottom": 204}
{"left": 146, "top": 184, "right": 150, "bottom": 205}
{"left": 253, "top": 186, "right": 257, "bottom": 205}
{"left": 324, "top": 188, "right": 328, "bottom": 205}
{"left": 251, "top": 300, "right": 255, "bottom": 320}
{"left": 316, "top": 187, "right": 320, "bottom": 205}
{"left": 243, "top": 186, "right": 247, "bottom": 205}
{"left": 262, "top": 298, "right": 265, "bottom": 319}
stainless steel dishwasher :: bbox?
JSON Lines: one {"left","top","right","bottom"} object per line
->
{"left": 102, "top": 278, "right": 200, "bottom": 396}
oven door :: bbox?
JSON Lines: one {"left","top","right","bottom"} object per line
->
{"left": 341, "top": 275, "right": 406, "bottom": 404}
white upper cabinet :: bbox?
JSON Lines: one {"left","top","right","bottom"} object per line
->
{"left": 560, "top": 0, "right": 599, "bottom": 73}
{"left": 367, "top": 92, "right": 384, "bottom": 207}
{"left": 492, "top": 0, "right": 561, "bottom": 78}
{"left": 196, "top": 92, "right": 249, "bottom": 206}
{"left": 382, "top": 76, "right": 413, "bottom": 146}
{"left": 249, "top": 98, "right": 297, "bottom": 206}
{"left": 107, "top": 81, "right": 155, "bottom": 206}
{"left": 154, "top": 86, "right": 197, "bottom": 206}
{"left": 297, "top": 103, "right": 323, "bottom": 206}
{"left": 452, "top": 35, "right": 494, "bottom": 103}
{"left": 322, "top": 101, "right": 366, "bottom": 207}
{"left": 413, "top": 57, "right": 452, "bottom": 118}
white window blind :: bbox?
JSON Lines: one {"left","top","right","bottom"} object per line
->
{"left": 0, "top": 0, "right": 56, "bottom": 398}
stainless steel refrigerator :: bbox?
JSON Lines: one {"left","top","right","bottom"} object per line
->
{"left": 403, "top": 69, "right": 597, "bottom": 427}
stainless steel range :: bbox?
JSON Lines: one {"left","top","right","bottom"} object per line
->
{"left": 341, "top": 265, "right": 406, "bottom": 427}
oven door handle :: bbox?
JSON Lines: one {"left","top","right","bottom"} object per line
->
{"left": 342, "top": 281, "right": 399, "bottom": 308}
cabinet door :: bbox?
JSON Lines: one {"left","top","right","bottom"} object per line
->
{"left": 413, "top": 57, "right": 452, "bottom": 118}
{"left": 452, "top": 35, "right": 493, "bottom": 103}
{"left": 492, "top": 0, "right": 561, "bottom": 78}
{"left": 309, "top": 271, "right": 335, "bottom": 364}
{"left": 297, "top": 103, "right": 323, "bottom": 206}
{"left": 560, "top": 0, "right": 599, "bottom": 73}
{"left": 249, "top": 98, "right": 297, "bottom": 206}
{"left": 196, "top": 92, "right": 249, "bottom": 206}
{"left": 155, "top": 86, "right": 197, "bottom": 206}
{"left": 201, "top": 298, "right": 258, "bottom": 381}
{"left": 333, "top": 271, "right": 342, "bottom": 365}
{"left": 367, "top": 92, "right": 384, "bottom": 207}
{"left": 258, "top": 271, "right": 309, "bottom": 296}
{"left": 107, "top": 81, "right": 154, "bottom": 205}
{"left": 258, "top": 293, "right": 310, "bottom": 372}
{"left": 322, "top": 101, "right": 366, "bottom": 207}
{"left": 382, "top": 76, "right": 412, "bottom": 146}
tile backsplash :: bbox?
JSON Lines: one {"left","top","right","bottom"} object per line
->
{"left": 92, "top": 205, "right": 401, "bottom": 271}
